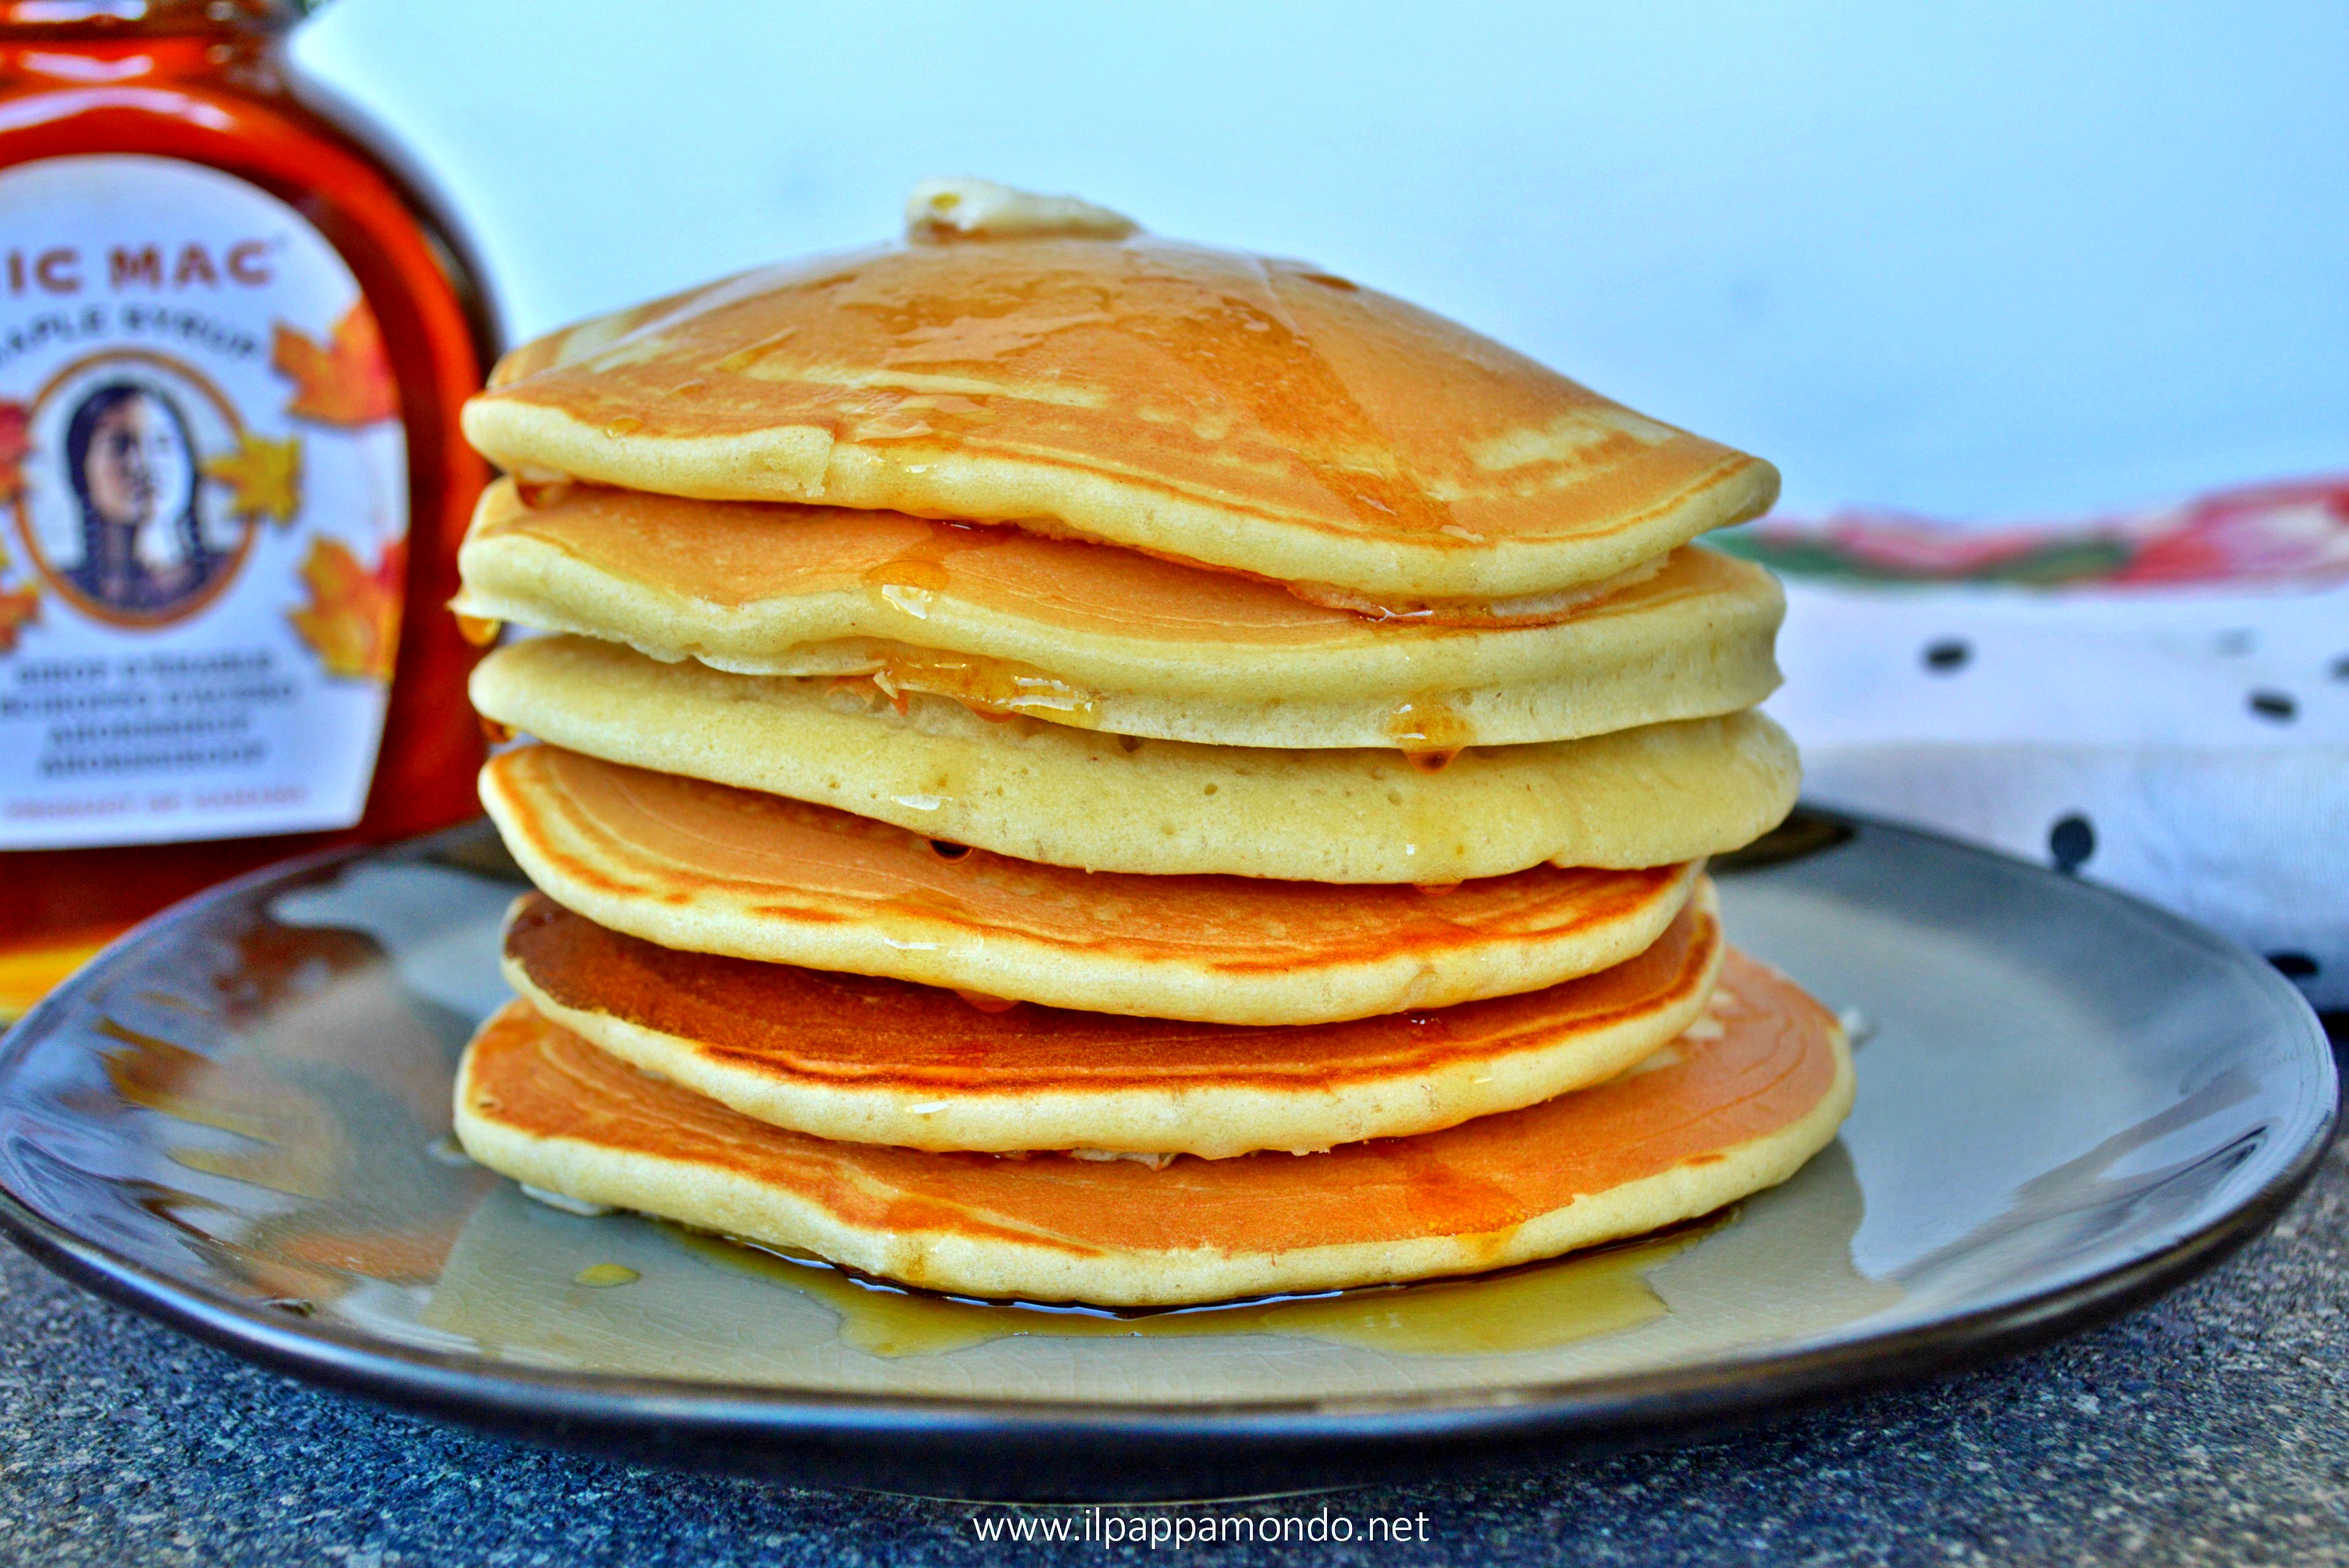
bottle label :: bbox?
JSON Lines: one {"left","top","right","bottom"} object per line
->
{"left": 0, "top": 155, "right": 407, "bottom": 849}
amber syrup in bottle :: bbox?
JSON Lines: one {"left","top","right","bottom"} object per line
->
{"left": 0, "top": 0, "right": 496, "bottom": 1014}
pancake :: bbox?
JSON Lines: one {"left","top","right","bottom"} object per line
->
{"left": 472, "top": 636, "right": 1798, "bottom": 882}
{"left": 500, "top": 884, "right": 1724, "bottom": 1157}
{"left": 460, "top": 214, "right": 1778, "bottom": 601}
{"left": 479, "top": 744, "right": 1701, "bottom": 1026}
{"left": 452, "top": 948, "right": 1852, "bottom": 1305}
{"left": 454, "top": 480, "right": 1786, "bottom": 750}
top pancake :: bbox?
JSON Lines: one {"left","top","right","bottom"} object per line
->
{"left": 462, "top": 228, "right": 1778, "bottom": 599}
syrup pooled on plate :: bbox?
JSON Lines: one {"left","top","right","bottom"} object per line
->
{"left": 669, "top": 1216, "right": 1730, "bottom": 1359}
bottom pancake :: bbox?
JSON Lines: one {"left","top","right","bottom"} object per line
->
{"left": 453, "top": 950, "right": 1853, "bottom": 1305}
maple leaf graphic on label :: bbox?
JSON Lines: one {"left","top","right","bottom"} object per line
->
{"left": 0, "top": 534, "right": 38, "bottom": 653}
{"left": 0, "top": 401, "right": 28, "bottom": 501}
{"left": 202, "top": 431, "right": 304, "bottom": 525}
{"left": 0, "top": 581, "right": 37, "bottom": 654}
{"left": 289, "top": 536, "right": 403, "bottom": 682}
{"left": 272, "top": 301, "right": 399, "bottom": 426}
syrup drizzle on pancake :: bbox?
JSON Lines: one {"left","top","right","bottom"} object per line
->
{"left": 469, "top": 635, "right": 1803, "bottom": 884}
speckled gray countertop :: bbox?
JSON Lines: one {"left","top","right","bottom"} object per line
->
{"left": 3, "top": 1032, "right": 2344, "bottom": 1567}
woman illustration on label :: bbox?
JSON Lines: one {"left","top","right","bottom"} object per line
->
{"left": 62, "top": 381, "right": 221, "bottom": 615}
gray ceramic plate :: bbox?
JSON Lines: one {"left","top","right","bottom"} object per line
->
{"left": 0, "top": 812, "right": 2332, "bottom": 1501}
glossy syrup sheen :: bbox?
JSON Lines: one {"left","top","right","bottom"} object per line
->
{"left": 486, "top": 743, "right": 1696, "bottom": 969}
{"left": 504, "top": 891, "right": 1717, "bottom": 1097}
{"left": 460, "top": 950, "right": 1840, "bottom": 1259}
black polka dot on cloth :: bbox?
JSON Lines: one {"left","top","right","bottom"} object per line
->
{"left": 2048, "top": 814, "right": 2095, "bottom": 873}
{"left": 2331, "top": 654, "right": 2349, "bottom": 680}
{"left": 2248, "top": 691, "right": 2298, "bottom": 721}
{"left": 1922, "top": 639, "right": 1971, "bottom": 673}
{"left": 2267, "top": 952, "right": 2320, "bottom": 980}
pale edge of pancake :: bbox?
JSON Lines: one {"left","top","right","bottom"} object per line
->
{"left": 478, "top": 757, "right": 1702, "bottom": 1024}
{"left": 449, "top": 1011, "right": 1854, "bottom": 1307}
{"left": 472, "top": 636, "right": 1801, "bottom": 882}
{"left": 502, "top": 884, "right": 1725, "bottom": 1158}
{"left": 459, "top": 396, "right": 1779, "bottom": 602}
{"left": 468, "top": 620, "right": 1781, "bottom": 749}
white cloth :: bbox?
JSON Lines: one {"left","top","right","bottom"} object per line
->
{"left": 1765, "top": 580, "right": 2349, "bottom": 1009}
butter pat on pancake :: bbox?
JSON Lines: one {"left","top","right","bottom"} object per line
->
{"left": 501, "top": 885, "right": 1725, "bottom": 1157}
{"left": 453, "top": 481, "right": 1783, "bottom": 749}
{"left": 462, "top": 228, "right": 1776, "bottom": 601}
{"left": 479, "top": 744, "right": 1700, "bottom": 1026}
{"left": 472, "top": 636, "right": 1798, "bottom": 882}
{"left": 451, "top": 950, "right": 1852, "bottom": 1306}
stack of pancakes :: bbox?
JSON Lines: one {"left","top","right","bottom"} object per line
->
{"left": 448, "top": 182, "right": 1854, "bottom": 1308}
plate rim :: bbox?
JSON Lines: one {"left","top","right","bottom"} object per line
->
{"left": 0, "top": 811, "right": 2336, "bottom": 1455}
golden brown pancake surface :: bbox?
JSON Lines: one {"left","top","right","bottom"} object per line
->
{"left": 462, "top": 233, "right": 1778, "bottom": 599}
{"left": 479, "top": 744, "right": 1701, "bottom": 1024}
{"left": 452, "top": 949, "right": 1852, "bottom": 1304}
{"left": 457, "top": 477, "right": 1691, "bottom": 647}
{"left": 464, "top": 478, "right": 1418, "bottom": 640}
{"left": 451, "top": 479, "right": 1786, "bottom": 751}
{"left": 500, "top": 887, "right": 1725, "bottom": 1156}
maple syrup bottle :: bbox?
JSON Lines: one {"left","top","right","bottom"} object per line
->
{"left": 0, "top": 0, "right": 496, "bottom": 1014}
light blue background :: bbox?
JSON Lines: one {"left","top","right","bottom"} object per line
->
{"left": 299, "top": 1, "right": 2349, "bottom": 518}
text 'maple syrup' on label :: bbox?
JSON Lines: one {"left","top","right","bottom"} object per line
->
{"left": 0, "top": 154, "right": 408, "bottom": 849}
